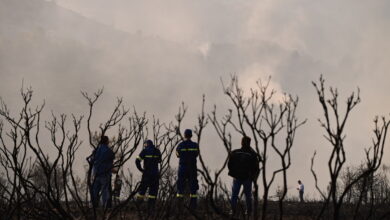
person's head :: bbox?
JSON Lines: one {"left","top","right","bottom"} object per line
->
{"left": 298, "top": 180, "right": 302, "bottom": 184}
{"left": 184, "top": 129, "right": 192, "bottom": 139}
{"left": 100, "top": 136, "right": 109, "bottom": 145}
{"left": 241, "top": 136, "right": 251, "bottom": 148}
{"left": 144, "top": 139, "right": 153, "bottom": 147}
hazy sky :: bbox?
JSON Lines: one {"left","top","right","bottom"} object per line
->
{"left": 1, "top": 0, "right": 390, "bottom": 199}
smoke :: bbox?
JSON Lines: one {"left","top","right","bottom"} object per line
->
{"left": 1, "top": 0, "right": 390, "bottom": 198}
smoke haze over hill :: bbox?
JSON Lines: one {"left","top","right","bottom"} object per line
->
{"left": 1, "top": 0, "right": 390, "bottom": 199}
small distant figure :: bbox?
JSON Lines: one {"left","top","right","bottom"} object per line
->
{"left": 135, "top": 140, "right": 162, "bottom": 211}
{"left": 228, "top": 136, "right": 260, "bottom": 217}
{"left": 90, "top": 136, "right": 115, "bottom": 208}
{"left": 112, "top": 174, "right": 122, "bottom": 205}
{"left": 297, "top": 180, "right": 304, "bottom": 203}
{"left": 176, "top": 129, "right": 199, "bottom": 210}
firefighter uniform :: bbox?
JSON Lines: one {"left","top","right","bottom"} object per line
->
{"left": 135, "top": 140, "right": 162, "bottom": 209}
{"left": 176, "top": 138, "right": 199, "bottom": 209}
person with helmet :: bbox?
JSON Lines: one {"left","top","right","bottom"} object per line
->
{"left": 135, "top": 140, "right": 162, "bottom": 211}
{"left": 228, "top": 136, "right": 260, "bottom": 217}
{"left": 90, "top": 136, "right": 115, "bottom": 208}
{"left": 176, "top": 129, "right": 199, "bottom": 210}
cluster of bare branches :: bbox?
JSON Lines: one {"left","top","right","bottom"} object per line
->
{"left": 0, "top": 75, "right": 389, "bottom": 220}
{"left": 311, "top": 75, "right": 390, "bottom": 220}
{"left": 0, "top": 85, "right": 192, "bottom": 220}
{"left": 0, "top": 87, "right": 143, "bottom": 219}
{"left": 200, "top": 75, "right": 306, "bottom": 220}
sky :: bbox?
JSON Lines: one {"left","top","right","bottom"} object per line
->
{"left": 1, "top": 0, "right": 390, "bottom": 199}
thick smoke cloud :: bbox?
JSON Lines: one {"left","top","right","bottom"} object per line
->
{"left": 1, "top": 0, "right": 389, "bottom": 198}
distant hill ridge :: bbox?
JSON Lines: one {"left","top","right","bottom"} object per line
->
{"left": 0, "top": 0, "right": 209, "bottom": 113}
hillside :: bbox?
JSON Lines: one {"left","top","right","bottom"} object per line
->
{"left": 0, "top": 0, "right": 210, "bottom": 114}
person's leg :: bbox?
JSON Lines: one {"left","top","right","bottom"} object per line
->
{"left": 91, "top": 176, "right": 102, "bottom": 208}
{"left": 231, "top": 178, "right": 242, "bottom": 215}
{"left": 189, "top": 169, "right": 199, "bottom": 210}
{"left": 107, "top": 177, "right": 112, "bottom": 208}
{"left": 101, "top": 174, "right": 112, "bottom": 208}
{"left": 299, "top": 191, "right": 304, "bottom": 203}
{"left": 243, "top": 179, "right": 253, "bottom": 215}
{"left": 137, "top": 175, "right": 148, "bottom": 200}
{"left": 176, "top": 168, "right": 186, "bottom": 216}
{"left": 176, "top": 167, "right": 185, "bottom": 198}
{"left": 147, "top": 175, "right": 159, "bottom": 212}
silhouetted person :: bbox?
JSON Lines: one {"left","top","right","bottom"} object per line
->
{"left": 228, "top": 136, "right": 260, "bottom": 217}
{"left": 297, "top": 180, "right": 304, "bottom": 203}
{"left": 176, "top": 129, "right": 199, "bottom": 210}
{"left": 135, "top": 140, "right": 162, "bottom": 211}
{"left": 91, "top": 136, "right": 115, "bottom": 208}
{"left": 112, "top": 174, "right": 122, "bottom": 205}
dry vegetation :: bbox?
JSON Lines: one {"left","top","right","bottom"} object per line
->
{"left": 0, "top": 75, "right": 389, "bottom": 219}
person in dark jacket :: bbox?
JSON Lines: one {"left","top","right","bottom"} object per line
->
{"left": 135, "top": 140, "right": 162, "bottom": 211}
{"left": 91, "top": 136, "right": 115, "bottom": 208}
{"left": 228, "top": 136, "right": 260, "bottom": 216}
{"left": 176, "top": 129, "right": 199, "bottom": 210}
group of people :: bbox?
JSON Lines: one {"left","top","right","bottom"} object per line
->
{"left": 89, "top": 129, "right": 304, "bottom": 216}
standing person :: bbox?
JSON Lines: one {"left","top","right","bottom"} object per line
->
{"left": 90, "top": 136, "right": 115, "bottom": 208}
{"left": 297, "top": 180, "right": 304, "bottom": 203}
{"left": 112, "top": 174, "right": 122, "bottom": 205}
{"left": 228, "top": 136, "right": 260, "bottom": 217}
{"left": 135, "top": 140, "right": 162, "bottom": 211}
{"left": 176, "top": 129, "right": 199, "bottom": 210}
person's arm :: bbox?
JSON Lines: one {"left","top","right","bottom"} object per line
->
{"left": 195, "top": 143, "right": 199, "bottom": 157}
{"left": 157, "top": 149, "right": 162, "bottom": 163}
{"left": 92, "top": 146, "right": 106, "bottom": 175}
{"left": 176, "top": 143, "right": 181, "bottom": 158}
{"left": 109, "top": 146, "right": 115, "bottom": 160}
{"left": 252, "top": 153, "right": 260, "bottom": 180}
{"left": 87, "top": 148, "right": 97, "bottom": 165}
{"left": 227, "top": 152, "right": 234, "bottom": 171}
{"left": 157, "top": 149, "right": 162, "bottom": 173}
{"left": 135, "top": 150, "right": 145, "bottom": 172}
{"left": 109, "top": 147, "right": 116, "bottom": 172}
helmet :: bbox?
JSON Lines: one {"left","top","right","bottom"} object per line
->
{"left": 184, "top": 129, "right": 192, "bottom": 138}
{"left": 144, "top": 139, "right": 153, "bottom": 146}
